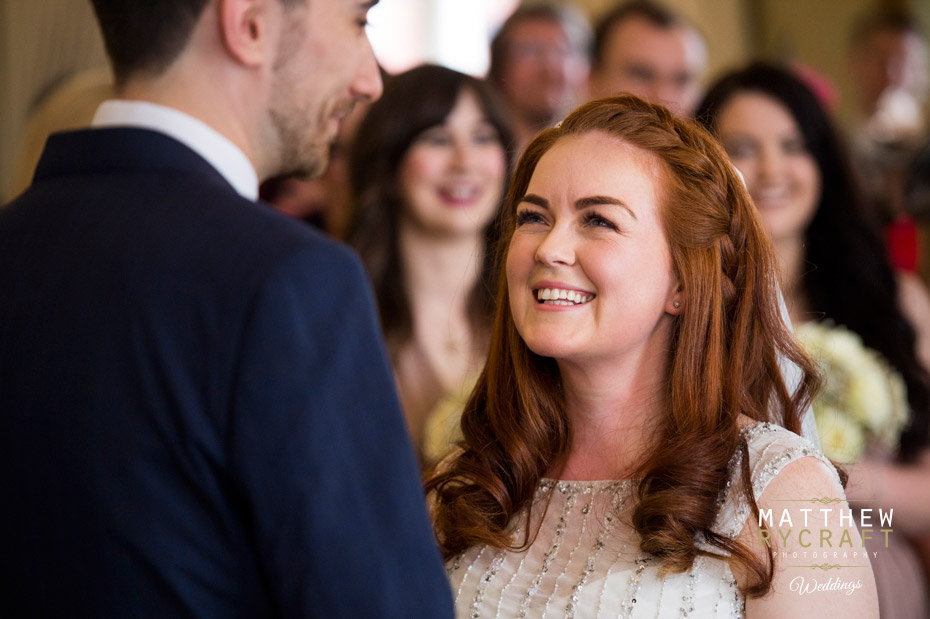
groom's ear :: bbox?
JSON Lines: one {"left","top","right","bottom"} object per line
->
{"left": 218, "top": 0, "right": 282, "bottom": 68}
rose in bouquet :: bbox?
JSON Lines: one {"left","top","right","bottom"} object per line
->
{"left": 795, "top": 321, "right": 908, "bottom": 463}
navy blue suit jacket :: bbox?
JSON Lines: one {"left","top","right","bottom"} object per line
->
{"left": 0, "top": 128, "right": 453, "bottom": 617}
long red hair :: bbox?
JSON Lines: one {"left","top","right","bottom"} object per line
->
{"left": 425, "top": 95, "right": 820, "bottom": 596}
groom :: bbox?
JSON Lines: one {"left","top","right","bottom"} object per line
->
{"left": 0, "top": 0, "right": 452, "bottom": 616}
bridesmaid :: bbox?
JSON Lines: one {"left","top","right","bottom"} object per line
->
{"left": 346, "top": 65, "right": 513, "bottom": 461}
{"left": 697, "top": 61, "right": 930, "bottom": 619}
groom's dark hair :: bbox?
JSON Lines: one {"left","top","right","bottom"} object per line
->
{"left": 90, "top": 0, "right": 210, "bottom": 86}
{"left": 89, "top": 0, "right": 304, "bottom": 87}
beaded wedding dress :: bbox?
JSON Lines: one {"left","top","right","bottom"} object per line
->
{"left": 447, "top": 422, "right": 839, "bottom": 618}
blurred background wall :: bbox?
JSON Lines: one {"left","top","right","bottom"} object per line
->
{"left": 1, "top": 0, "right": 107, "bottom": 201}
{"left": 1, "top": 0, "right": 927, "bottom": 202}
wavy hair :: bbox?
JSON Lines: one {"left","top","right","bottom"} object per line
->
{"left": 696, "top": 62, "right": 930, "bottom": 462}
{"left": 425, "top": 95, "right": 819, "bottom": 597}
{"left": 345, "top": 64, "right": 514, "bottom": 355}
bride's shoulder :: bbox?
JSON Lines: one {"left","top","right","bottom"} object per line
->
{"left": 729, "top": 422, "right": 879, "bottom": 617}
{"left": 737, "top": 420, "right": 841, "bottom": 497}
{"left": 713, "top": 420, "right": 842, "bottom": 539}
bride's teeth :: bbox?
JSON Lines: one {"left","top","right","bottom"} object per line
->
{"left": 535, "top": 287, "right": 594, "bottom": 305}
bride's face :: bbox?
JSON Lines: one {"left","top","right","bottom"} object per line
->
{"left": 506, "top": 131, "right": 681, "bottom": 368}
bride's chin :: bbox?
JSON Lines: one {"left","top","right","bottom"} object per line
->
{"left": 523, "top": 341, "right": 572, "bottom": 361}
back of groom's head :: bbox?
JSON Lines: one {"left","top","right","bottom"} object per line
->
{"left": 86, "top": 0, "right": 381, "bottom": 181}
{"left": 90, "top": 0, "right": 208, "bottom": 87}
{"left": 89, "top": 0, "right": 304, "bottom": 87}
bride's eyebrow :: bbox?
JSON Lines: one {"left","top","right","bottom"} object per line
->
{"left": 519, "top": 194, "right": 549, "bottom": 209}
{"left": 518, "top": 194, "right": 637, "bottom": 219}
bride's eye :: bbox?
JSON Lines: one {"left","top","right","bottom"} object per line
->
{"left": 582, "top": 211, "right": 619, "bottom": 232}
{"left": 516, "top": 209, "right": 546, "bottom": 226}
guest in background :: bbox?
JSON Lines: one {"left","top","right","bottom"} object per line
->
{"left": 259, "top": 173, "right": 328, "bottom": 228}
{"left": 488, "top": 2, "right": 591, "bottom": 153}
{"left": 588, "top": 0, "right": 707, "bottom": 117}
{"left": 427, "top": 94, "right": 877, "bottom": 617}
{"left": 846, "top": 7, "right": 929, "bottom": 271}
{"left": 847, "top": 6, "right": 928, "bottom": 169}
{"left": 698, "top": 62, "right": 930, "bottom": 619}
{"left": 908, "top": 139, "right": 930, "bottom": 285}
{"left": 346, "top": 65, "right": 513, "bottom": 462}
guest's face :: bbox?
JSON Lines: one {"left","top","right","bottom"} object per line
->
{"left": 506, "top": 132, "right": 680, "bottom": 367}
{"left": 499, "top": 18, "right": 590, "bottom": 123}
{"left": 715, "top": 92, "right": 821, "bottom": 245}
{"left": 398, "top": 89, "right": 507, "bottom": 238}
{"left": 850, "top": 29, "right": 927, "bottom": 105}
{"left": 267, "top": 0, "right": 382, "bottom": 180}
{"left": 590, "top": 17, "right": 705, "bottom": 117}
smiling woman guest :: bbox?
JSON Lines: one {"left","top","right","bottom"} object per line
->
{"left": 426, "top": 95, "right": 878, "bottom": 617}
{"left": 697, "top": 62, "right": 930, "bottom": 619}
{"left": 346, "top": 65, "right": 513, "bottom": 461}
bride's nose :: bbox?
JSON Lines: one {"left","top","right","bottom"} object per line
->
{"left": 534, "top": 224, "right": 576, "bottom": 266}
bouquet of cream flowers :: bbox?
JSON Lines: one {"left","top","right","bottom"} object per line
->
{"left": 795, "top": 321, "right": 909, "bottom": 463}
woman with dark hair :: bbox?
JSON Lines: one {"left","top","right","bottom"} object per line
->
{"left": 697, "top": 61, "right": 930, "bottom": 619}
{"left": 426, "top": 95, "right": 877, "bottom": 617}
{"left": 346, "top": 65, "right": 513, "bottom": 461}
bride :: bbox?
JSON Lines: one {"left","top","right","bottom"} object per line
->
{"left": 425, "top": 95, "right": 878, "bottom": 617}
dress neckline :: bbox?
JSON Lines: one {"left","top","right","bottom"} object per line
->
{"left": 537, "top": 478, "right": 635, "bottom": 493}
{"left": 538, "top": 420, "right": 775, "bottom": 491}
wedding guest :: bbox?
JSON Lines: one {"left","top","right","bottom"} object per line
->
{"left": 907, "top": 139, "right": 930, "bottom": 283}
{"left": 346, "top": 64, "right": 512, "bottom": 462}
{"left": 588, "top": 0, "right": 707, "bottom": 117}
{"left": 488, "top": 2, "right": 591, "bottom": 152}
{"left": 847, "top": 6, "right": 928, "bottom": 178}
{"left": 259, "top": 173, "right": 328, "bottom": 228}
{"left": 427, "top": 94, "right": 878, "bottom": 617}
{"left": 698, "top": 61, "right": 930, "bottom": 619}
{"left": 0, "top": 0, "right": 452, "bottom": 615}
{"left": 846, "top": 7, "right": 929, "bottom": 271}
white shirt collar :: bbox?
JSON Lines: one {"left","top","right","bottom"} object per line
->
{"left": 92, "top": 100, "right": 259, "bottom": 201}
